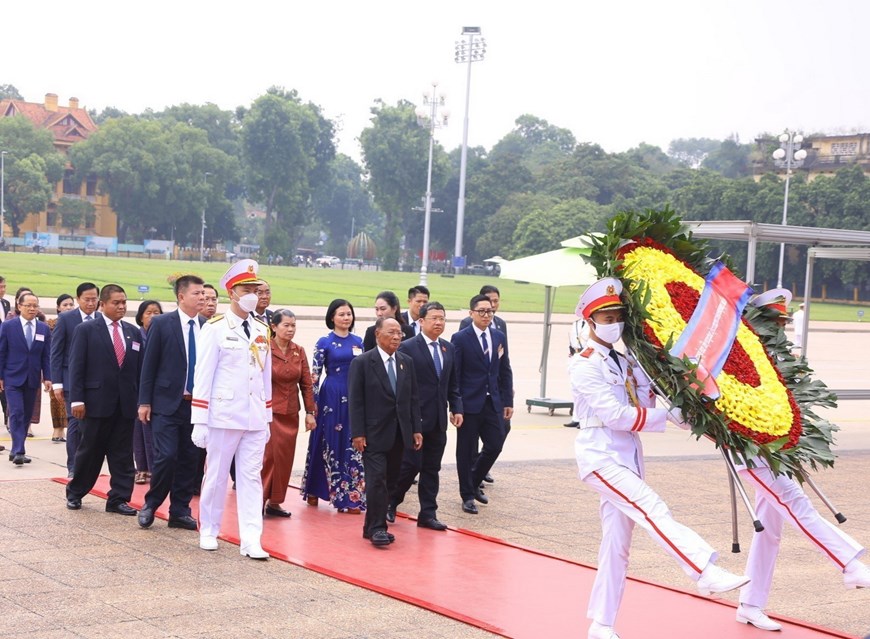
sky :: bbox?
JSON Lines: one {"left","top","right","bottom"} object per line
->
{"left": 4, "top": 0, "right": 868, "bottom": 161}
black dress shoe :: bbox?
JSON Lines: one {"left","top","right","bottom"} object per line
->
{"left": 369, "top": 530, "right": 392, "bottom": 547}
{"left": 138, "top": 506, "right": 155, "bottom": 528}
{"left": 168, "top": 515, "right": 198, "bottom": 530}
{"left": 462, "top": 500, "right": 478, "bottom": 514}
{"left": 363, "top": 530, "right": 395, "bottom": 543}
{"left": 66, "top": 498, "right": 82, "bottom": 510}
{"left": 417, "top": 518, "right": 448, "bottom": 531}
{"left": 483, "top": 473, "right": 494, "bottom": 483}
{"left": 385, "top": 505, "right": 396, "bottom": 523}
{"left": 106, "top": 502, "right": 137, "bottom": 516}
{"left": 564, "top": 421, "right": 579, "bottom": 428}
{"left": 474, "top": 489, "right": 489, "bottom": 504}
{"left": 0, "top": 444, "right": 5, "bottom": 452}
{"left": 265, "top": 505, "right": 292, "bottom": 517}
{"left": 12, "top": 454, "right": 31, "bottom": 465}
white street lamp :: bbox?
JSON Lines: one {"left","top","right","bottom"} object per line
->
{"left": 416, "top": 83, "right": 448, "bottom": 286}
{"left": 772, "top": 131, "right": 808, "bottom": 287}
{"left": 1, "top": 150, "right": 7, "bottom": 240}
{"left": 200, "top": 172, "right": 211, "bottom": 262}
{"left": 453, "top": 26, "right": 486, "bottom": 274}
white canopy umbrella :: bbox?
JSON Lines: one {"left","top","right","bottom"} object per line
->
{"left": 499, "top": 245, "right": 598, "bottom": 413}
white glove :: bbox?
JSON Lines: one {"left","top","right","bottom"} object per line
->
{"left": 667, "top": 407, "right": 691, "bottom": 430}
{"left": 191, "top": 424, "right": 209, "bottom": 448}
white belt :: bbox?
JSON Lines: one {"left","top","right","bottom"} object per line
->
{"left": 577, "top": 416, "right": 604, "bottom": 430}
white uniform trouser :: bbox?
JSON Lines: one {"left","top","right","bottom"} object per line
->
{"left": 738, "top": 465, "right": 865, "bottom": 608}
{"left": 199, "top": 428, "right": 268, "bottom": 547}
{"left": 584, "top": 463, "right": 716, "bottom": 626}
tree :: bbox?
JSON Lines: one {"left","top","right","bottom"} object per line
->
{"left": 475, "top": 192, "right": 558, "bottom": 259}
{"left": 0, "top": 115, "right": 65, "bottom": 236}
{"left": 667, "top": 138, "right": 721, "bottom": 168}
{"left": 241, "top": 88, "right": 335, "bottom": 256}
{"left": 69, "top": 117, "right": 238, "bottom": 243}
{"left": 701, "top": 136, "right": 752, "bottom": 178}
{"left": 56, "top": 197, "right": 96, "bottom": 233}
{"left": 0, "top": 84, "right": 23, "bottom": 100}
{"left": 360, "top": 99, "right": 444, "bottom": 269}
{"left": 310, "top": 154, "right": 383, "bottom": 257}
{"left": 89, "top": 106, "right": 128, "bottom": 125}
{"left": 511, "top": 198, "right": 606, "bottom": 257}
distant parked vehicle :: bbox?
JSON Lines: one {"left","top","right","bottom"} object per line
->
{"left": 315, "top": 255, "right": 341, "bottom": 267}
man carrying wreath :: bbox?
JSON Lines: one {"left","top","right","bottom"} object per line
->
{"left": 732, "top": 289, "right": 870, "bottom": 631}
{"left": 571, "top": 277, "right": 750, "bottom": 639}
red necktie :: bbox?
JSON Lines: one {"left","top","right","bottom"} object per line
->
{"left": 112, "top": 321, "right": 125, "bottom": 367}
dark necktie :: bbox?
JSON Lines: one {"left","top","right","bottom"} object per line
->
{"left": 187, "top": 319, "right": 197, "bottom": 393}
{"left": 112, "top": 321, "right": 125, "bottom": 367}
{"left": 242, "top": 319, "right": 250, "bottom": 338}
{"left": 430, "top": 340, "right": 442, "bottom": 378}
{"left": 387, "top": 356, "right": 397, "bottom": 393}
{"left": 609, "top": 349, "right": 622, "bottom": 372}
{"left": 25, "top": 321, "right": 34, "bottom": 348}
{"left": 481, "top": 331, "right": 490, "bottom": 361}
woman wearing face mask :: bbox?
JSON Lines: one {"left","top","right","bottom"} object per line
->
{"left": 300, "top": 299, "right": 366, "bottom": 513}
{"left": 570, "top": 278, "right": 749, "bottom": 639}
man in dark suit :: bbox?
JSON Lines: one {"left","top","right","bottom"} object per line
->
{"left": 451, "top": 294, "right": 513, "bottom": 514}
{"left": 349, "top": 318, "right": 422, "bottom": 547}
{"left": 458, "top": 284, "right": 509, "bottom": 484}
{"left": 50, "top": 282, "right": 101, "bottom": 478}
{"left": 458, "top": 284, "right": 508, "bottom": 336}
{"left": 251, "top": 282, "right": 273, "bottom": 324}
{"left": 390, "top": 302, "right": 463, "bottom": 530}
{"left": 65, "top": 285, "right": 141, "bottom": 514}
{"left": 401, "top": 285, "right": 429, "bottom": 336}
{"left": 137, "top": 275, "right": 205, "bottom": 531}
{"left": 0, "top": 292, "right": 52, "bottom": 464}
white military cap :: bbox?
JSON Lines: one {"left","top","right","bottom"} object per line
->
{"left": 575, "top": 277, "right": 624, "bottom": 319}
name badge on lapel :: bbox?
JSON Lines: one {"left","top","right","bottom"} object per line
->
{"left": 35, "top": 333, "right": 45, "bottom": 342}
{"left": 132, "top": 342, "right": 141, "bottom": 351}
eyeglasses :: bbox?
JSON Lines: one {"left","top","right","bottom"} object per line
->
{"left": 20, "top": 304, "right": 40, "bottom": 309}
{"left": 473, "top": 309, "right": 495, "bottom": 317}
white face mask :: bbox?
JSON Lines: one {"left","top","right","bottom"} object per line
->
{"left": 593, "top": 321, "right": 624, "bottom": 345}
{"left": 236, "top": 292, "right": 259, "bottom": 313}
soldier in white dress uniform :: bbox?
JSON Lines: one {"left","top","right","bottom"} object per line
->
{"left": 191, "top": 259, "right": 273, "bottom": 559}
{"left": 732, "top": 289, "right": 870, "bottom": 631}
{"left": 571, "top": 278, "right": 750, "bottom": 639}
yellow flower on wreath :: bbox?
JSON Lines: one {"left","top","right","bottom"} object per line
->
{"left": 622, "top": 245, "right": 793, "bottom": 439}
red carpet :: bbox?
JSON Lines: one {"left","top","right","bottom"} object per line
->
{"left": 58, "top": 476, "right": 858, "bottom": 639}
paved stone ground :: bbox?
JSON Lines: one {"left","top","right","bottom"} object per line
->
{"left": 1, "top": 452, "right": 868, "bottom": 638}
{"left": 2, "top": 306, "right": 868, "bottom": 637}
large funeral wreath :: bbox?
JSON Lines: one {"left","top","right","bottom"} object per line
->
{"left": 585, "top": 207, "right": 839, "bottom": 477}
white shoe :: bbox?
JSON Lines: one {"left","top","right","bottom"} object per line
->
{"left": 240, "top": 543, "right": 269, "bottom": 560}
{"left": 199, "top": 535, "right": 218, "bottom": 551}
{"left": 588, "top": 621, "right": 620, "bottom": 639}
{"left": 844, "top": 561, "right": 870, "bottom": 589}
{"left": 696, "top": 563, "right": 750, "bottom": 595}
{"left": 736, "top": 605, "right": 782, "bottom": 631}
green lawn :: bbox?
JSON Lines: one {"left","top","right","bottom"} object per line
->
{"left": 0, "top": 253, "right": 586, "bottom": 313}
{"left": 3, "top": 252, "right": 868, "bottom": 320}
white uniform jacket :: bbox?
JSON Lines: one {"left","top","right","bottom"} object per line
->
{"left": 191, "top": 312, "right": 272, "bottom": 429}
{"left": 571, "top": 341, "right": 666, "bottom": 479}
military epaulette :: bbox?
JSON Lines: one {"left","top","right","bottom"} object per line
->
{"left": 580, "top": 347, "right": 595, "bottom": 358}
{"left": 207, "top": 314, "right": 225, "bottom": 323}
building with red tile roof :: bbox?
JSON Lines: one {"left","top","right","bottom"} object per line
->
{"left": 0, "top": 93, "right": 117, "bottom": 237}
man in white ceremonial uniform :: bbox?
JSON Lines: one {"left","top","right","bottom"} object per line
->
{"left": 732, "top": 289, "right": 870, "bottom": 631}
{"left": 571, "top": 277, "right": 750, "bottom": 639}
{"left": 191, "top": 259, "right": 272, "bottom": 560}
